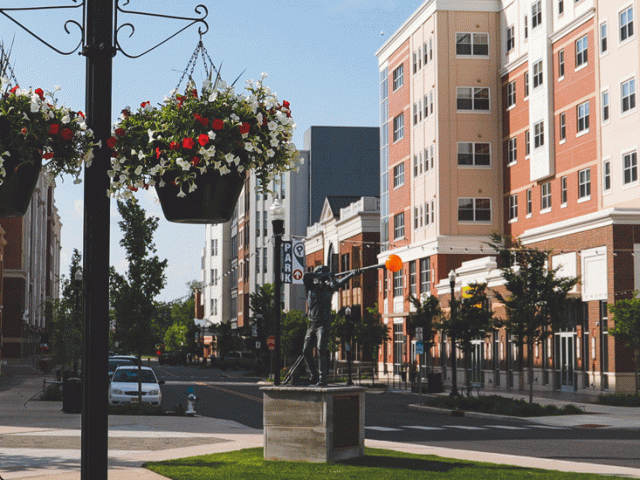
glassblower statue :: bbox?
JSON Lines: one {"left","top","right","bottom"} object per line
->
{"left": 302, "top": 265, "right": 360, "bottom": 386}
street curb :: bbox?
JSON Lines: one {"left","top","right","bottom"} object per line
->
{"left": 408, "top": 403, "right": 547, "bottom": 423}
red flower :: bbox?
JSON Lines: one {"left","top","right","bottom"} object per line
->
{"left": 61, "top": 128, "right": 74, "bottom": 141}
{"left": 283, "top": 100, "right": 290, "bottom": 108}
{"left": 156, "top": 147, "right": 162, "bottom": 159}
{"left": 198, "top": 134, "right": 209, "bottom": 146}
{"left": 182, "top": 137, "right": 195, "bottom": 150}
{"left": 20, "top": 127, "right": 27, "bottom": 135}
{"left": 169, "top": 141, "right": 179, "bottom": 150}
{"left": 111, "top": 151, "right": 118, "bottom": 158}
{"left": 49, "top": 124, "right": 60, "bottom": 135}
{"left": 239, "top": 122, "right": 251, "bottom": 135}
{"left": 78, "top": 111, "right": 85, "bottom": 118}
{"left": 9, "top": 85, "right": 19, "bottom": 94}
{"left": 128, "top": 185, "right": 138, "bottom": 192}
{"left": 35, "top": 88, "right": 45, "bottom": 101}
{"left": 212, "top": 119, "right": 224, "bottom": 130}
{"left": 192, "top": 89, "right": 198, "bottom": 98}
{"left": 43, "top": 152, "right": 54, "bottom": 160}
{"left": 106, "top": 136, "right": 118, "bottom": 149}
{"left": 140, "top": 101, "right": 150, "bottom": 108}
{"left": 191, "top": 156, "right": 200, "bottom": 166}
{"left": 198, "top": 116, "right": 209, "bottom": 126}
{"left": 115, "top": 128, "right": 125, "bottom": 136}
{"left": 121, "top": 109, "right": 129, "bottom": 118}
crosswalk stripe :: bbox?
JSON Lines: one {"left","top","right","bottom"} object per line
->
{"left": 529, "top": 425, "right": 568, "bottom": 429}
{"left": 365, "top": 426, "right": 403, "bottom": 432}
{"left": 483, "top": 425, "right": 529, "bottom": 430}
{"left": 401, "top": 426, "right": 445, "bottom": 431}
{"left": 443, "top": 425, "right": 486, "bottom": 430}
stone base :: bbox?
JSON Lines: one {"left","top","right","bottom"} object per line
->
{"left": 261, "top": 385, "right": 365, "bottom": 463}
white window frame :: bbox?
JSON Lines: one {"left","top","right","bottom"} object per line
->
{"left": 509, "top": 194, "right": 518, "bottom": 222}
{"left": 457, "top": 87, "right": 490, "bottom": 112}
{"left": 623, "top": 149, "right": 638, "bottom": 186}
{"left": 541, "top": 182, "right": 552, "bottom": 212}
{"left": 619, "top": 5, "right": 635, "bottom": 44}
{"left": 393, "top": 113, "right": 404, "bottom": 142}
{"left": 506, "top": 81, "right": 516, "bottom": 109}
{"left": 457, "top": 142, "right": 491, "bottom": 167}
{"left": 524, "top": 71, "right": 529, "bottom": 98}
{"left": 603, "top": 158, "right": 612, "bottom": 193}
{"left": 456, "top": 32, "right": 489, "bottom": 56}
{"left": 508, "top": 137, "right": 517, "bottom": 165}
{"left": 602, "top": 89, "right": 610, "bottom": 124}
{"left": 621, "top": 77, "right": 637, "bottom": 115}
{"left": 506, "top": 26, "right": 515, "bottom": 52}
{"left": 526, "top": 188, "right": 532, "bottom": 217}
{"left": 558, "top": 49, "right": 565, "bottom": 80}
{"left": 392, "top": 64, "right": 404, "bottom": 91}
{"left": 534, "top": 121, "right": 544, "bottom": 149}
{"left": 533, "top": 60, "right": 543, "bottom": 89}
{"left": 559, "top": 112, "right": 566, "bottom": 143}
{"left": 561, "top": 176, "right": 568, "bottom": 206}
{"left": 600, "top": 21, "right": 608, "bottom": 55}
{"left": 393, "top": 212, "right": 405, "bottom": 239}
{"left": 525, "top": 129, "right": 531, "bottom": 157}
{"left": 393, "top": 162, "right": 405, "bottom": 188}
{"left": 458, "top": 197, "right": 492, "bottom": 222}
{"left": 577, "top": 101, "right": 590, "bottom": 135}
{"left": 532, "top": 1, "right": 542, "bottom": 29}
{"left": 576, "top": 35, "right": 588, "bottom": 70}
{"left": 578, "top": 168, "right": 591, "bottom": 201}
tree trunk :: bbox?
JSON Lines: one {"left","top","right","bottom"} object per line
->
{"left": 518, "top": 339, "right": 525, "bottom": 391}
{"left": 528, "top": 339, "right": 534, "bottom": 404}
{"left": 636, "top": 350, "right": 639, "bottom": 396}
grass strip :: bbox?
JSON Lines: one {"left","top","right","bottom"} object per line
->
{"left": 145, "top": 447, "right": 618, "bottom": 479}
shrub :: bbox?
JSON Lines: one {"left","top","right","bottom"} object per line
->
{"left": 598, "top": 393, "right": 640, "bottom": 407}
{"left": 40, "top": 384, "right": 63, "bottom": 401}
{"left": 422, "top": 394, "right": 583, "bottom": 417}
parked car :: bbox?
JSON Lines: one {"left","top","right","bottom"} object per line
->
{"left": 219, "top": 351, "right": 258, "bottom": 370}
{"left": 158, "top": 350, "right": 187, "bottom": 366}
{"left": 108, "top": 366, "right": 164, "bottom": 406}
{"left": 108, "top": 357, "right": 137, "bottom": 381}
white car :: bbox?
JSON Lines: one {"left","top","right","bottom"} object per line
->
{"left": 108, "top": 366, "right": 164, "bottom": 406}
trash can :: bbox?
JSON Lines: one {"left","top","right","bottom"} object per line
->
{"left": 62, "top": 377, "right": 82, "bottom": 414}
{"left": 427, "top": 373, "right": 443, "bottom": 393}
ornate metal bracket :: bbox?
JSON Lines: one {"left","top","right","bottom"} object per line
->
{"left": 0, "top": 0, "right": 208, "bottom": 59}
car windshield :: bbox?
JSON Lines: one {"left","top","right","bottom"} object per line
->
{"left": 109, "top": 359, "right": 135, "bottom": 371}
{"left": 112, "top": 370, "right": 156, "bottom": 383}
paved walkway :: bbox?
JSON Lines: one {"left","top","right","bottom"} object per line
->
{"left": 2, "top": 363, "right": 640, "bottom": 479}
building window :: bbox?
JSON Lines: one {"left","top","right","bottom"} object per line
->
{"left": 600, "top": 22, "right": 608, "bottom": 53}
{"left": 413, "top": 51, "right": 418, "bottom": 74}
{"left": 524, "top": 71, "right": 529, "bottom": 97}
{"left": 506, "top": 81, "right": 516, "bottom": 108}
{"left": 409, "top": 261, "right": 417, "bottom": 295}
{"left": 561, "top": 176, "right": 568, "bottom": 204}
{"left": 393, "top": 162, "right": 405, "bottom": 188}
{"left": 577, "top": 101, "right": 590, "bottom": 133}
{"left": 420, "top": 258, "right": 431, "bottom": 294}
{"left": 507, "top": 137, "right": 517, "bottom": 164}
{"left": 212, "top": 298, "right": 218, "bottom": 316}
{"left": 212, "top": 268, "right": 218, "bottom": 286}
{"left": 620, "top": 6, "right": 634, "bottom": 42}
{"left": 509, "top": 194, "right": 518, "bottom": 221}
{"left": 621, "top": 78, "right": 636, "bottom": 113}
{"left": 211, "top": 238, "right": 218, "bottom": 256}
{"left": 623, "top": 151, "right": 638, "bottom": 185}
{"left": 423, "top": 41, "right": 429, "bottom": 65}
{"left": 576, "top": 35, "right": 588, "bottom": 68}
{"left": 506, "top": 26, "right": 515, "bottom": 51}
{"left": 526, "top": 188, "right": 532, "bottom": 215}
{"left": 457, "top": 87, "right": 489, "bottom": 111}
{"left": 423, "top": 94, "right": 429, "bottom": 118}
{"left": 456, "top": 33, "right": 489, "bottom": 56}
{"left": 559, "top": 112, "right": 566, "bottom": 141}
{"left": 256, "top": 251, "right": 260, "bottom": 274}
{"left": 558, "top": 49, "right": 565, "bottom": 78}
{"left": 533, "top": 60, "right": 543, "bottom": 88}
{"left": 392, "top": 64, "right": 404, "bottom": 91}
{"left": 534, "top": 121, "right": 544, "bottom": 148}
{"left": 393, "top": 212, "right": 405, "bottom": 239}
{"left": 414, "top": 207, "right": 419, "bottom": 229}
{"left": 392, "top": 113, "right": 404, "bottom": 142}
{"left": 525, "top": 130, "right": 530, "bottom": 156}
{"left": 559, "top": 0, "right": 564, "bottom": 15}
{"left": 532, "top": 1, "right": 542, "bottom": 29}
{"left": 541, "top": 182, "right": 552, "bottom": 210}
{"left": 603, "top": 159, "right": 611, "bottom": 191}
{"left": 413, "top": 102, "right": 418, "bottom": 125}
{"left": 256, "top": 211, "right": 261, "bottom": 237}
{"left": 458, "top": 142, "right": 491, "bottom": 166}
{"left": 524, "top": 15, "right": 529, "bottom": 39}
{"left": 393, "top": 269, "right": 404, "bottom": 297}
{"left": 602, "top": 90, "right": 610, "bottom": 122}
{"left": 458, "top": 198, "right": 491, "bottom": 222}
{"left": 579, "top": 168, "right": 591, "bottom": 199}
{"left": 424, "top": 202, "right": 429, "bottom": 225}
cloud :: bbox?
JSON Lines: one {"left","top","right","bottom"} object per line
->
{"left": 74, "top": 199, "right": 83, "bottom": 219}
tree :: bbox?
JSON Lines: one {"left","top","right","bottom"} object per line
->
{"left": 608, "top": 293, "right": 640, "bottom": 394}
{"left": 45, "top": 249, "right": 83, "bottom": 372}
{"left": 110, "top": 199, "right": 167, "bottom": 359}
{"left": 281, "top": 310, "right": 308, "bottom": 360}
{"left": 407, "top": 294, "right": 441, "bottom": 374}
{"left": 489, "top": 233, "right": 578, "bottom": 402}
{"left": 439, "top": 283, "right": 494, "bottom": 396}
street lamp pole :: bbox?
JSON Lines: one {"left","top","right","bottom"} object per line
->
{"left": 270, "top": 199, "right": 285, "bottom": 386}
{"left": 449, "top": 269, "right": 459, "bottom": 396}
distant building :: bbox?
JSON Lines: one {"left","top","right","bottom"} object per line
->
{"left": 1, "top": 176, "right": 61, "bottom": 359}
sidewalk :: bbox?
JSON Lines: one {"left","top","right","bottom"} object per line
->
{"left": 2, "top": 365, "right": 640, "bottom": 479}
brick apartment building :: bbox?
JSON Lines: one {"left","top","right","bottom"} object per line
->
{"left": 377, "top": 0, "right": 640, "bottom": 394}
{"left": 0, "top": 176, "right": 61, "bottom": 360}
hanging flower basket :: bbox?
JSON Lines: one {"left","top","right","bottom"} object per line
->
{"left": 155, "top": 167, "right": 245, "bottom": 223}
{"left": 108, "top": 70, "right": 300, "bottom": 224}
{"left": 0, "top": 149, "right": 42, "bottom": 217}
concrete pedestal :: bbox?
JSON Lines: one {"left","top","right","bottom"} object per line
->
{"left": 261, "top": 385, "right": 365, "bottom": 463}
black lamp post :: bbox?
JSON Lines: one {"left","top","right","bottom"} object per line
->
{"left": 345, "top": 307, "right": 353, "bottom": 386}
{"left": 269, "top": 198, "right": 285, "bottom": 386}
{"left": 449, "top": 269, "right": 459, "bottom": 396}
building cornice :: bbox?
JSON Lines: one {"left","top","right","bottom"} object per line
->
{"left": 378, "top": 235, "right": 496, "bottom": 263}
{"left": 519, "top": 208, "right": 640, "bottom": 244}
{"left": 550, "top": 8, "right": 596, "bottom": 44}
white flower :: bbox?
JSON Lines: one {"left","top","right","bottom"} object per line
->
{"left": 267, "top": 121, "right": 278, "bottom": 131}
{"left": 143, "top": 103, "right": 153, "bottom": 113}
{"left": 261, "top": 72, "right": 268, "bottom": 79}
{"left": 230, "top": 113, "right": 240, "bottom": 123}
{"left": 244, "top": 142, "right": 254, "bottom": 152}
{"left": 208, "top": 131, "right": 216, "bottom": 140}
{"left": 267, "top": 149, "right": 275, "bottom": 158}
{"left": 147, "top": 129, "right": 156, "bottom": 143}
{"left": 73, "top": 177, "right": 82, "bottom": 185}
{"left": 135, "top": 166, "right": 143, "bottom": 175}
{"left": 237, "top": 165, "right": 244, "bottom": 172}
{"left": 202, "top": 79, "right": 211, "bottom": 89}
{"left": 188, "top": 182, "right": 198, "bottom": 193}
{"left": 62, "top": 115, "right": 71, "bottom": 124}
{"left": 83, "top": 149, "right": 95, "bottom": 167}
{"left": 137, "top": 150, "right": 145, "bottom": 160}
{"left": 270, "top": 138, "right": 280, "bottom": 147}
{"left": 23, "top": 112, "right": 29, "bottom": 120}
{"left": 30, "top": 102, "right": 40, "bottom": 113}
{"left": 177, "top": 187, "right": 186, "bottom": 198}
{"left": 208, "top": 91, "right": 218, "bottom": 102}
{"left": 224, "top": 153, "right": 235, "bottom": 164}
{"left": 54, "top": 85, "right": 61, "bottom": 92}
{"left": 219, "top": 164, "right": 230, "bottom": 175}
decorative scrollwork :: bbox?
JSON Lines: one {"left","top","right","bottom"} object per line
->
{"left": 0, "top": 1, "right": 85, "bottom": 56}
{"left": 114, "top": 2, "right": 209, "bottom": 59}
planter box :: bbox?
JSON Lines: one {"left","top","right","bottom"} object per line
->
{"left": 261, "top": 385, "right": 365, "bottom": 463}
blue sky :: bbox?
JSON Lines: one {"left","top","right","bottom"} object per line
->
{"left": 1, "top": 0, "right": 418, "bottom": 301}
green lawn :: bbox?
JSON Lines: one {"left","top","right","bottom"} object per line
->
{"left": 145, "top": 447, "right": 621, "bottom": 480}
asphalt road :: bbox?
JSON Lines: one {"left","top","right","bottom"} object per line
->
{"left": 152, "top": 362, "right": 640, "bottom": 469}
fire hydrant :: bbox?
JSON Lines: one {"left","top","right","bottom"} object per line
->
{"left": 186, "top": 393, "right": 198, "bottom": 416}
